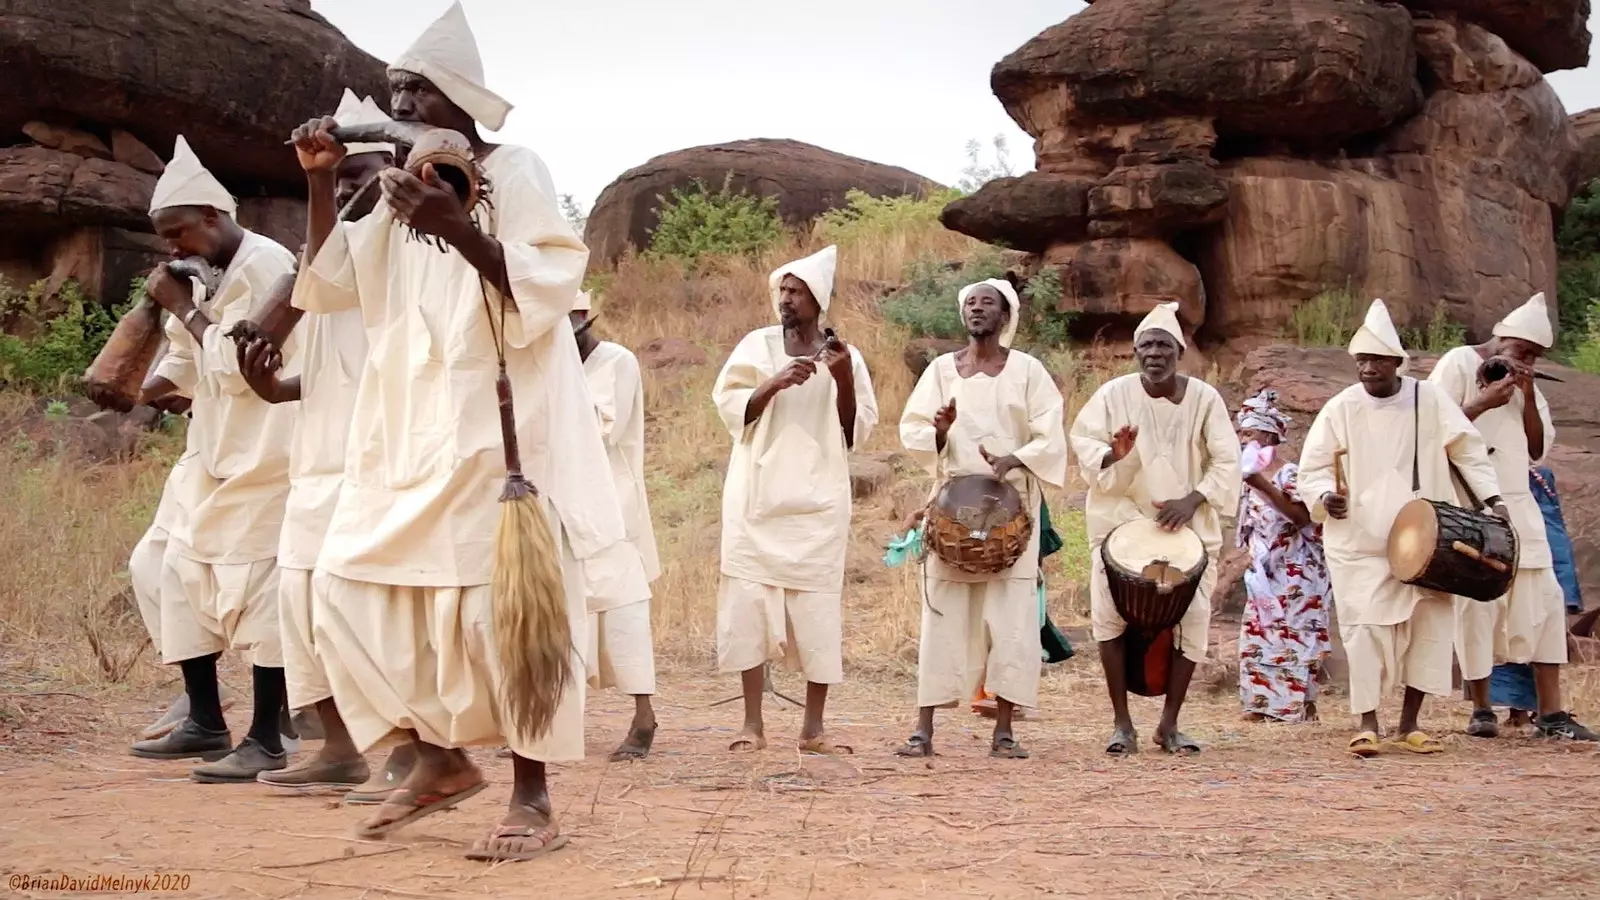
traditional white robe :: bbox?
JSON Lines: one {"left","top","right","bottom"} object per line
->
{"left": 582, "top": 339, "right": 659, "bottom": 695}
{"left": 151, "top": 230, "right": 298, "bottom": 665}
{"left": 1299, "top": 377, "right": 1502, "bottom": 711}
{"left": 293, "top": 143, "right": 644, "bottom": 760}
{"left": 1428, "top": 347, "right": 1567, "bottom": 679}
{"left": 1069, "top": 374, "right": 1240, "bottom": 662}
{"left": 278, "top": 305, "right": 368, "bottom": 710}
{"left": 901, "top": 351, "right": 1068, "bottom": 708}
{"left": 711, "top": 326, "right": 877, "bottom": 681}
{"left": 129, "top": 453, "right": 193, "bottom": 656}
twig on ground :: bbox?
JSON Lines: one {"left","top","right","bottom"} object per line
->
{"left": 258, "top": 845, "right": 407, "bottom": 870}
{"left": 616, "top": 875, "right": 754, "bottom": 889}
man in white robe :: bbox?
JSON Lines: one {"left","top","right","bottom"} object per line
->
{"left": 897, "top": 279, "right": 1066, "bottom": 759}
{"left": 1427, "top": 293, "right": 1597, "bottom": 742}
{"left": 237, "top": 90, "right": 425, "bottom": 795}
{"left": 1300, "top": 299, "right": 1505, "bottom": 755}
{"left": 1070, "top": 302, "right": 1240, "bottom": 756}
{"left": 711, "top": 245, "right": 878, "bottom": 755}
{"left": 127, "top": 135, "right": 300, "bottom": 784}
{"left": 569, "top": 290, "right": 663, "bottom": 760}
{"left": 290, "top": 1, "right": 646, "bottom": 861}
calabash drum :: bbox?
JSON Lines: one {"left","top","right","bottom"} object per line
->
{"left": 923, "top": 474, "right": 1032, "bottom": 576}
{"left": 1387, "top": 499, "right": 1518, "bottom": 602}
{"left": 83, "top": 257, "right": 219, "bottom": 412}
{"left": 1101, "top": 519, "right": 1208, "bottom": 696}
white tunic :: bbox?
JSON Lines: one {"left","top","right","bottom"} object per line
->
{"left": 583, "top": 340, "right": 661, "bottom": 606}
{"left": 901, "top": 351, "right": 1069, "bottom": 582}
{"left": 278, "top": 306, "right": 368, "bottom": 571}
{"left": 1069, "top": 374, "right": 1240, "bottom": 556}
{"left": 712, "top": 326, "right": 878, "bottom": 593}
{"left": 1299, "top": 378, "right": 1501, "bottom": 626}
{"left": 153, "top": 230, "right": 299, "bottom": 564}
{"left": 294, "top": 144, "right": 644, "bottom": 595}
{"left": 1426, "top": 346, "right": 1554, "bottom": 569}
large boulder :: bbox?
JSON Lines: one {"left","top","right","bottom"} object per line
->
{"left": 583, "top": 139, "right": 942, "bottom": 265}
{"left": 1197, "top": 156, "right": 1556, "bottom": 340}
{"left": 1574, "top": 108, "right": 1600, "bottom": 192}
{"left": 0, "top": 0, "right": 388, "bottom": 194}
{"left": 939, "top": 172, "right": 1092, "bottom": 252}
{"left": 1398, "top": 1, "right": 1592, "bottom": 73}
{"left": 0, "top": 148, "right": 156, "bottom": 232}
{"left": 993, "top": 0, "right": 1422, "bottom": 144}
{"left": 1086, "top": 161, "right": 1229, "bottom": 238}
{"left": 1385, "top": 19, "right": 1578, "bottom": 207}
{"left": 1041, "top": 237, "right": 1205, "bottom": 332}
{"left": 1235, "top": 344, "right": 1600, "bottom": 600}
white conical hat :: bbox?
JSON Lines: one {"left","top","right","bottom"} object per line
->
{"left": 1348, "top": 298, "right": 1409, "bottom": 368}
{"left": 389, "top": 1, "right": 512, "bottom": 131}
{"left": 333, "top": 88, "right": 396, "bottom": 156}
{"left": 1133, "top": 301, "right": 1186, "bottom": 349}
{"left": 957, "top": 279, "right": 1021, "bottom": 348}
{"left": 148, "top": 135, "right": 236, "bottom": 217}
{"left": 572, "top": 290, "right": 592, "bottom": 312}
{"left": 1492, "top": 292, "right": 1553, "bottom": 349}
{"left": 769, "top": 245, "right": 838, "bottom": 316}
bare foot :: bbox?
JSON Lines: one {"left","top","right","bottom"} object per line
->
{"left": 356, "top": 751, "right": 485, "bottom": 838}
{"left": 609, "top": 721, "right": 657, "bottom": 762}
{"left": 464, "top": 803, "right": 567, "bottom": 862}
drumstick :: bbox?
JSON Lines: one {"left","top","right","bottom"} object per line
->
{"left": 1333, "top": 450, "right": 1347, "bottom": 498}
{"left": 1451, "top": 540, "right": 1510, "bottom": 574}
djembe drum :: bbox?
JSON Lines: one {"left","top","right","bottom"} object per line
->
{"left": 923, "top": 474, "right": 1032, "bottom": 575}
{"left": 1388, "top": 499, "right": 1517, "bottom": 602}
{"left": 1101, "top": 519, "right": 1208, "bottom": 696}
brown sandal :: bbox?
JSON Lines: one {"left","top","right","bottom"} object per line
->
{"left": 355, "top": 782, "right": 486, "bottom": 838}
{"left": 464, "top": 815, "right": 567, "bottom": 862}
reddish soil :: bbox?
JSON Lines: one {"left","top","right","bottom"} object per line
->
{"left": 2, "top": 671, "right": 1598, "bottom": 899}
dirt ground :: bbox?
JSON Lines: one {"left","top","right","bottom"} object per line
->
{"left": 2, "top": 662, "right": 1599, "bottom": 900}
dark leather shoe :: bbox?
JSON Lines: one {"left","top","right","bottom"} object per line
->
{"left": 192, "top": 737, "right": 288, "bottom": 783}
{"left": 130, "top": 718, "right": 231, "bottom": 760}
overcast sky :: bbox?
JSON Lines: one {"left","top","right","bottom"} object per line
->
{"left": 310, "top": 1, "right": 1600, "bottom": 209}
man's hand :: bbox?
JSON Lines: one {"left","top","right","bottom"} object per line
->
{"left": 819, "top": 336, "right": 852, "bottom": 383}
{"left": 1106, "top": 424, "right": 1139, "bottom": 467}
{"left": 1488, "top": 499, "right": 1510, "bottom": 522}
{"left": 769, "top": 357, "right": 816, "bottom": 392}
{"left": 932, "top": 399, "right": 957, "bottom": 443}
{"left": 1152, "top": 492, "right": 1203, "bottom": 532}
{"left": 382, "top": 165, "right": 471, "bottom": 243}
{"left": 902, "top": 508, "right": 926, "bottom": 532}
{"left": 148, "top": 395, "right": 191, "bottom": 416}
{"left": 980, "top": 446, "right": 1024, "bottom": 481}
{"left": 1475, "top": 375, "right": 1518, "bottom": 413}
{"left": 237, "top": 337, "right": 284, "bottom": 403}
{"left": 144, "top": 263, "right": 193, "bottom": 316}
{"left": 291, "top": 116, "right": 345, "bottom": 175}
{"left": 1322, "top": 492, "right": 1349, "bottom": 520}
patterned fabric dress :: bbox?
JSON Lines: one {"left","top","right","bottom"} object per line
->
{"left": 1237, "top": 463, "right": 1332, "bottom": 722}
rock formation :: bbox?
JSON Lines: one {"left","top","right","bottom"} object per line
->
{"left": 945, "top": 0, "right": 1591, "bottom": 344}
{"left": 0, "top": 0, "right": 386, "bottom": 307}
{"left": 1576, "top": 107, "right": 1600, "bottom": 189}
{"left": 584, "top": 139, "right": 943, "bottom": 266}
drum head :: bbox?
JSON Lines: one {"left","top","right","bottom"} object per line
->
{"left": 1104, "top": 519, "right": 1205, "bottom": 583}
{"left": 1387, "top": 499, "right": 1437, "bottom": 582}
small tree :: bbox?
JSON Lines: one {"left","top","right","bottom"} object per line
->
{"left": 957, "top": 135, "right": 1016, "bottom": 194}
{"left": 558, "top": 193, "right": 589, "bottom": 236}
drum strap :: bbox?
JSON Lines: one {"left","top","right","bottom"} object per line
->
{"left": 1415, "top": 379, "right": 1488, "bottom": 512}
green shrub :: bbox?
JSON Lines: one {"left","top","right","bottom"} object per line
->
{"left": 1289, "top": 288, "right": 1361, "bottom": 347}
{"left": 645, "top": 177, "right": 784, "bottom": 266}
{"left": 816, "top": 188, "right": 962, "bottom": 246}
{"left": 882, "top": 247, "right": 1072, "bottom": 347}
{"left": 1558, "top": 179, "right": 1599, "bottom": 258}
{"left": 0, "top": 279, "right": 130, "bottom": 394}
{"left": 1556, "top": 255, "right": 1600, "bottom": 354}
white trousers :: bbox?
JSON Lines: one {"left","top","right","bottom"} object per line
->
{"left": 279, "top": 567, "right": 333, "bottom": 710}
{"left": 716, "top": 577, "right": 844, "bottom": 684}
{"left": 587, "top": 599, "right": 657, "bottom": 696}
{"left": 1454, "top": 567, "right": 1569, "bottom": 682}
{"left": 129, "top": 523, "right": 168, "bottom": 655}
{"left": 916, "top": 577, "right": 1040, "bottom": 709}
{"left": 159, "top": 549, "right": 281, "bottom": 667}
{"left": 1342, "top": 593, "right": 1455, "bottom": 714}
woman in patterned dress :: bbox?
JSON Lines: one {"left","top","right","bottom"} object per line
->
{"left": 1234, "top": 391, "right": 1332, "bottom": 723}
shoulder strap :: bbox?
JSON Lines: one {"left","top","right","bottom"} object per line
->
{"left": 1411, "top": 379, "right": 1420, "bottom": 493}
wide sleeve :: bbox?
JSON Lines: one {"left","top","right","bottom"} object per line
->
{"left": 1069, "top": 380, "right": 1142, "bottom": 494}
{"left": 493, "top": 151, "right": 590, "bottom": 351}
{"left": 608, "top": 351, "right": 644, "bottom": 448}
{"left": 196, "top": 262, "right": 296, "bottom": 396}
{"left": 1426, "top": 347, "right": 1473, "bottom": 407}
{"left": 847, "top": 347, "right": 879, "bottom": 449}
{"left": 154, "top": 314, "right": 198, "bottom": 397}
{"left": 1435, "top": 385, "right": 1502, "bottom": 503}
{"left": 1299, "top": 400, "right": 1345, "bottom": 524}
{"left": 1011, "top": 357, "right": 1068, "bottom": 489}
{"left": 711, "top": 333, "right": 771, "bottom": 441}
{"left": 898, "top": 357, "right": 947, "bottom": 477}
{"left": 294, "top": 215, "right": 384, "bottom": 315}
{"left": 1531, "top": 388, "right": 1555, "bottom": 466}
{"left": 1194, "top": 388, "right": 1241, "bottom": 514}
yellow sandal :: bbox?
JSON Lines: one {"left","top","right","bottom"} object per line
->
{"left": 1395, "top": 731, "right": 1444, "bottom": 754}
{"left": 1348, "top": 731, "right": 1381, "bottom": 757}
